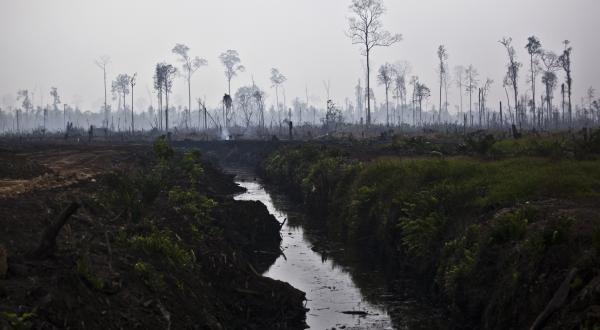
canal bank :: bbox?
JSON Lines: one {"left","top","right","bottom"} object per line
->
{"left": 228, "top": 166, "right": 445, "bottom": 330}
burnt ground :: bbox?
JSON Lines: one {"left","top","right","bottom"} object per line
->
{"left": 0, "top": 143, "right": 307, "bottom": 329}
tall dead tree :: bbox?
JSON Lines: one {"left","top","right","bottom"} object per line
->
{"left": 561, "top": 83, "right": 566, "bottom": 124}
{"left": 481, "top": 78, "right": 493, "bottom": 126}
{"left": 454, "top": 65, "right": 465, "bottom": 117}
{"left": 377, "top": 63, "right": 393, "bottom": 126}
{"left": 558, "top": 40, "right": 573, "bottom": 129}
{"left": 526, "top": 36, "right": 542, "bottom": 127}
{"left": 437, "top": 45, "right": 448, "bottom": 123}
{"left": 409, "top": 76, "right": 419, "bottom": 126}
{"left": 346, "top": 0, "right": 401, "bottom": 126}
{"left": 112, "top": 74, "right": 131, "bottom": 130}
{"left": 155, "top": 63, "right": 177, "bottom": 133}
{"left": 500, "top": 37, "right": 522, "bottom": 128}
{"left": 17, "top": 90, "right": 32, "bottom": 133}
{"left": 540, "top": 51, "right": 559, "bottom": 128}
{"left": 130, "top": 73, "right": 137, "bottom": 133}
{"left": 49, "top": 87, "right": 60, "bottom": 131}
{"left": 153, "top": 64, "right": 164, "bottom": 131}
{"left": 94, "top": 56, "right": 110, "bottom": 128}
{"left": 355, "top": 79, "right": 364, "bottom": 124}
{"left": 416, "top": 83, "right": 430, "bottom": 125}
{"left": 270, "top": 68, "right": 286, "bottom": 127}
{"left": 219, "top": 50, "right": 245, "bottom": 96}
{"left": 172, "top": 43, "right": 207, "bottom": 130}
{"left": 50, "top": 87, "right": 61, "bottom": 112}
{"left": 393, "top": 61, "right": 409, "bottom": 125}
{"left": 465, "top": 65, "right": 479, "bottom": 127}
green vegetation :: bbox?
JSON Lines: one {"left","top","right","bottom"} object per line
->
{"left": 75, "top": 256, "right": 105, "bottom": 290}
{"left": 153, "top": 135, "right": 174, "bottom": 161}
{"left": 263, "top": 142, "right": 600, "bottom": 328}
{"left": 129, "top": 229, "right": 194, "bottom": 270}
{"left": 464, "top": 128, "right": 600, "bottom": 159}
{"left": 168, "top": 186, "right": 216, "bottom": 224}
{"left": 134, "top": 261, "right": 166, "bottom": 291}
{"left": 0, "top": 311, "right": 36, "bottom": 330}
{"left": 100, "top": 170, "right": 162, "bottom": 221}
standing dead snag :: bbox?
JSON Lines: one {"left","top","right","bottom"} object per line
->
{"left": 29, "top": 202, "right": 80, "bottom": 260}
{"left": 437, "top": 45, "right": 448, "bottom": 124}
{"left": 499, "top": 37, "right": 522, "bottom": 128}
{"left": 558, "top": 40, "right": 573, "bottom": 129}
{"left": 377, "top": 63, "right": 393, "bottom": 126}
{"left": 173, "top": 43, "right": 208, "bottom": 130}
{"left": 130, "top": 73, "right": 137, "bottom": 133}
{"left": 219, "top": 50, "right": 245, "bottom": 97}
{"left": 526, "top": 36, "right": 542, "bottom": 127}
{"left": 346, "top": 0, "right": 401, "bottom": 126}
{"left": 94, "top": 55, "right": 111, "bottom": 128}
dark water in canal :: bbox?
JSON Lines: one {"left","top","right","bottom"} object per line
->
{"left": 230, "top": 168, "right": 445, "bottom": 330}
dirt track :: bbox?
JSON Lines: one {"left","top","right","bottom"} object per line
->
{"left": 0, "top": 147, "right": 142, "bottom": 198}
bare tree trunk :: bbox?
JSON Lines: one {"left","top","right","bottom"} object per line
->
{"left": 63, "top": 104, "right": 66, "bottom": 131}
{"left": 419, "top": 97, "right": 423, "bottom": 125}
{"left": 366, "top": 48, "right": 371, "bottom": 126}
{"left": 165, "top": 85, "right": 169, "bottom": 133}
{"left": 123, "top": 92, "right": 127, "bottom": 129}
{"left": 385, "top": 86, "right": 389, "bottom": 126}
{"left": 157, "top": 91, "right": 162, "bottom": 131}
{"left": 530, "top": 54, "right": 536, "bottom": 128}
{"left": 439, "top": 71, "right": 443, "bottom": 124}
{"left": 546, "top": 86, "right": 552, "bottom": 129}
{"left": 568, "top": 80, "right": 572, "bottom": 129}
{"left": 561, "top": 84, "right": 565, "bottom": 126}
{"left": 460, "top": 82, "right": 464, "bottom": 118}
{"left": 478, "top": 89, "right": 482, "bottom": 126}
{"left": 187, "top": 76, "right": 191, "bottom": 130}
{"left": 504, "top": 86, "right": 513, "bottom": 125}
{"left": 131, "top": 86, "right": 134, "bottom": 133}
{"left": 444, "top": 80, "right": 448, "bottom": 124}
{"left": 514, "top": 84, "right": 519, "bottom": 128}
{"left": 396, "top": 86, "right": 400, "bottom": 126}
{"left": 500, "top": 101, "right": 503, "bottom": 127}
{"left": 275, "top": 86, "right": 279, "bottom": 129}
{"left": 103, "top": 68, "right": 108, "bottom": 127}
{"left": 469, "top": 89, "right": 472, "bottom": 127}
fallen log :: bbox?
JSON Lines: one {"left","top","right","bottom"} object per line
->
{"left": 530, "top": 268, "right": 578, "bottom": 330}
{"left": 28, "top": 202, "right": 80, "bottom": 260}
{"left": 341, "top": 310, "right": 368, "bottom": 316}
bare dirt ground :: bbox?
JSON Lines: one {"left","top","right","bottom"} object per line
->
{"left": 0, "top": 142, "right": 306, "bottom": 329}
{"left": 0, "top": 146, "right": 142, "bottom": 198}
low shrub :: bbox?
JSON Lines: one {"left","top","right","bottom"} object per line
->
{"left": 75, "top": 256, "right": 104, "bottom": 290}
{"left": 134, "top": 261, "right": 166, "bottom": 291}
{"left": 129, "top": 229, "right": 194, "bottom": 270}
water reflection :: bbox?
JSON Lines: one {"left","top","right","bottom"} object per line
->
{"left": 228, "top": 165, "right": 445, "bottom": 330}
{"left": 235, "top": 180, "right": 393, "bottom": 329}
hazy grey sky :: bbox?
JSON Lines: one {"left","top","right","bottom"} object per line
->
{"left": 1, "top": 0, "right": 599, "bottom": 113}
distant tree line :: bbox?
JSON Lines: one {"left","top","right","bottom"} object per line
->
{"left": 1, "top": 0, "right": 597, "bottom": 138}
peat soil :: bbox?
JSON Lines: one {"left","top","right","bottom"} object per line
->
{"left": 0, "top": 142, "right": 307, "bottom": 329}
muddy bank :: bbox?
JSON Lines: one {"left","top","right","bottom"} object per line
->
{"left": 0, "top": 140, "right": 306, "bottom": 329}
